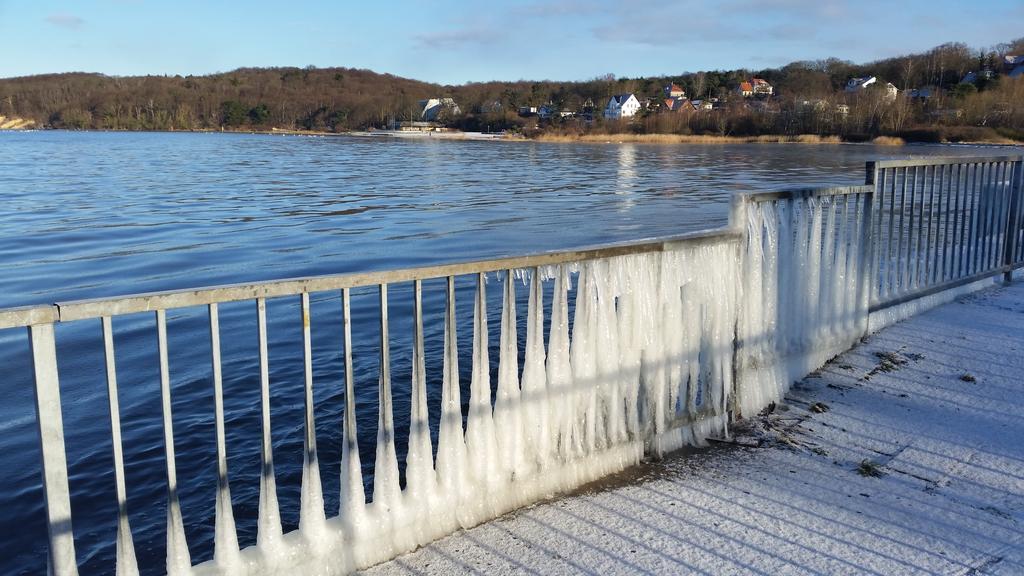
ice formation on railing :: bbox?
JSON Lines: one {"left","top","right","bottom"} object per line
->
{"left": 182, "top": 243, "right": 741, "bottom": 575}
{"left": 736, "top": 194, "right": 870, "bottom": 418}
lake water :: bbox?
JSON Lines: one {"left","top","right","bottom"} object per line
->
{"left": 0, "top": 131, "right": 1015, "bottom": 574}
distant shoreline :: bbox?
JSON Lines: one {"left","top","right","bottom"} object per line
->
{"left": 6, "top": 127, "right": 1022, "bottom": 147}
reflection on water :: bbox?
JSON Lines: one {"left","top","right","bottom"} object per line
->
{"left": 0, "top": 131, "right": 1016, "bottom": 574}
{"left": 615, "top": 144, "right": 637, "bottom": 212}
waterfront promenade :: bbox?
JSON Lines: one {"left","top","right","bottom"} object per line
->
{"left": 365, "top": 278, "right": 1024, "bottom": 575}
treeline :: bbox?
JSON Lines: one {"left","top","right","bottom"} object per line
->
{"left": 0, "top": 67, "right": 439, "bottom": 131}
{"left": 1, "top": 37, "right": 1022, "bottom": 139}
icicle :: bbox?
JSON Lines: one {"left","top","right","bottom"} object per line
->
{"left": 616, "top": 257, "right": 642, "bottom": 440}
{"left": 372, "top": 284, "right": 403, "bottom": 556}
{"left": 571, "top": 264, "right": 598, "bottom": 455}
{"left": 494, "top": 271, "right": 525, "bottom": 482}
{"left": 156, "top": 309, "right": 191, "bottom": 575}
{"left": 547, "top": 266, "right": 575, "bottom": 460}
{"left": 435, "top": 276, "right": 471, "bottom": 527}
{"left": 298, "top": 293, "right": 326, "bottom": 540}
{"left": 465, "top": 273, "right": 500, "bottom": 509}
{"left": 255, "top": 299, "right": 283, "bottom": 552}
{"left": 593, "top": 259, "right": 623, "bottom": 446}
{"left": 404, "top": 280, "right": 435, "bottom": 522}
{"left": 208, "top": 303, "right": 240, "bottom": 569}
{"left": 339, "top": 289, "right": 366, "bottom": 538}
{"left": 520, "top": 268, "right": 550, "bottom": 469}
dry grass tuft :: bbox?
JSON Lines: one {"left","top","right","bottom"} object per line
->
{"left": 872, "top": 136, "right": 906, "bottom": 146}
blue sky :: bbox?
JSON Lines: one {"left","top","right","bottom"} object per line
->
{"left": 1, "top": 0, "right": 1022, "bottom": 84}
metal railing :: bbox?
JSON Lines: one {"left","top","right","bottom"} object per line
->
{"left": 2, "top": 155, "right": 1022, "bottom": 575}
{"left": 867, "top": 155, "right": 1023, "bottom": 310}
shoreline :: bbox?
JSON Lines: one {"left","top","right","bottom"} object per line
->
{"left": 5, "top": 126, "right": 1022, "bottom": 147}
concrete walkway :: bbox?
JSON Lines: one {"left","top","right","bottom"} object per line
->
{"left": 363, "top": 280, "right": 1024, "bottom": 576}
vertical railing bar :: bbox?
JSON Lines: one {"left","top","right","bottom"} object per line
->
{"left": 840, "top": 193, "right": 854, "bottom": 318}
{"left": 372, "top": 282, "right": 401, "bottom": 511}
{"left": 986, "top": 162, "right": 999, "bottom": 270}
{"left": 974, "top": 161, "right": 991, "bottom": 270}
{"left": 102, "top": 316, "right": 138, "bottom": 575}
{"left": 255, "top": 297, "right": 282, "bottom": 547}
{"left": 910, "top": 165, "right": 921, "bottom": 290}
{"left": 966, "top": 162, "right": 982, "bottom": 276}
{"left": 973, "top": 163, "right": 989, "bottom": 275}
{"left": 299, "top": 292, "right": 325, "bottom": 531}
{"left": 30, "top": 321, "right": 78, "bottom": 576}
{"left": 942, "top": 163, "right": 956, "bottom": 282}
{"left": 926, "top": 164, "right": 939, "bottom": 286}
{"left": 871, "top": 165, "right": 885, "bottom": 303}
{"left": 993, "top": 162, "right": 1010, "bottom": 270}
{"left": 856, "top": 188, "right": 875, "bottom": 336}
{"left": 931, "top": 163, "right": 944, "bottom": 284}
{"left": 979, "top": 162, "right": 994, "bottom": 271}
{"left": 157, "top": 309, "right": 190, "bottom": 574}
{"left": 1002, "top": 161, "right": 1021, "bottom": 282}
{"left": 888, "top": 167, "right": 901, "bottom": 296}
{"left": 958, "top": 162, "right": 972, "bottom": 279}
{"left": 921, "top": 163, "right": 929, "bottom": 286}
{"left": 339, "top": 286, "right": 366, "bottom": 523}
{"left": 1015, "top": 160, "right": 1024, "bottom": 268}
{"left": 208, "top": 303, "right": 239, "bottom": 565}
{"left": 898, "top": 166, "right": 911, "bottom": 293}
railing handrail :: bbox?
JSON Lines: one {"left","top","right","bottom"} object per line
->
{"left": 0, "top": 225, "right": 744, "bottom": 329}
{"left": 872, "top": 154, "right": 1023, "bottom": 169}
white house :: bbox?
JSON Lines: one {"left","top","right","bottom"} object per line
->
{"left": 419, "top": 98, "right": 461, "bottom": 121}
{"left": 604, "top": 94, "right": 641, "bottom": 119}
{"left": 845, "top": 76, "right": 877, "bottom": 92}
{"left": 883, "top": 82, "right": 899, "bottom": 102}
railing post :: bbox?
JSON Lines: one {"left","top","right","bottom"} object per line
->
{"left": 30, "top": 322, "right": 78, "bottom": 576}
{"left": 860, "top": 163, "right": 878, "bottom": 334}
{"left": 857, "top": 179, "right": 876, "bottom": 337}
{"left": 1004, "top": 159, "right": 1023, "bottom": 284}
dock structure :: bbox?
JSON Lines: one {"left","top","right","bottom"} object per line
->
{"left": 1, "top": 155, "right": 1022, "bottom": 574}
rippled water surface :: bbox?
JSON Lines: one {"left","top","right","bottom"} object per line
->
{"left": 0, "top": 131, "right": 1013, "bottom": 574}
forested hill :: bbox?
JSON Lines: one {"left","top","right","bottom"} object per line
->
{"left": 0, "top": 67, "right": 442, "bottom": 131}
{"left": 1, "top": 37, "right": 1022, "bottom": 138}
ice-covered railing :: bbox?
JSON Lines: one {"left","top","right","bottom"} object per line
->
{"left": 1, "top": 155, "right": 1021, "bottom": 575}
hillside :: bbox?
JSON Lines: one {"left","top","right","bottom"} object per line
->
{"left": 1, "top": 37, "right": 1022, "bottom": 141}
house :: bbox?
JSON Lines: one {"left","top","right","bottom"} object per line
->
{"left": 538, "top": 104, "right": 574, "bottom": 119}
{"left": 480, "top": 100, "right": 503, "bottom": 114}
{"left": 419, "top": 98, "right": 460, "bottom": 121}
{"left": 1010, "top": 65, "right": 1024, "bottom": 79}
{"left": 662, "top": 97, "right": 693, "bottom": 112}
{"left": 664, "top": 83, "right": 686, "bottom": 99}
{"left": 736, "top": 81, "right": 754, "bottom": 97}
{"left": 691, "top": 99, "right": 714, "bottom": 110}
{"left": 845, "top": 76, "right": 877, "bottom": 92}
{"left": 751, "top": 78, "right": 773, "bottom": 96}
{"left": 883, "top": 82, "right": 899, "bottom": 102}
{"left": 604, "top": 93, "right": 641, "bottom": 119}
{"left": 517, "top": 106, "right": 538, "bottom": 117}
{"left": 908, "top": 87, "right": 936, "bottom": 100}
{"left": 392, "top": 121, "right": 443, "bottom": 132}
{"left": 1003, "top": 55, "right": 1024, "bottom": 72}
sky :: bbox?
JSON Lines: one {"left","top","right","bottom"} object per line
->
{"left": 1, "top": 0, "right": 1022, "bottom": 84}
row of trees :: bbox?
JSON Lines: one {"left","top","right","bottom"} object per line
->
{"left": 1, "top": 38, "right": 1022, "bottom": 137}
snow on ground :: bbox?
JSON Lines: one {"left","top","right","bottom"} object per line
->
{"left": 362, "top": 279, "right": 1024, "bottom": 575}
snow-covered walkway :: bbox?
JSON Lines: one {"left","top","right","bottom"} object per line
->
{"left": 363, "top": 279, "right": 1024, "bottom": 575}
